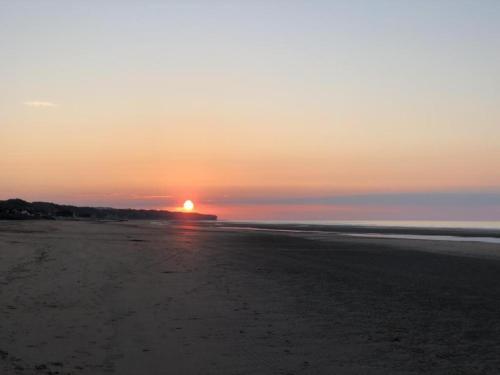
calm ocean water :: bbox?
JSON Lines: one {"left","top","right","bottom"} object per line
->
{"left": 220, "top": 220, "right": 500, "bottom": 244}
{"left": 226, "top": 220, "right": 500, "bottom": 230}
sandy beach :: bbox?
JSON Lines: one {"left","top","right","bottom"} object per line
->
{"left": 1, "top": 220, "right": 500, "bottom": 374}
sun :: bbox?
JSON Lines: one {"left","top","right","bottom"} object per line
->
{"left": 183, "top": 200, "right": 194, "bottom": 211}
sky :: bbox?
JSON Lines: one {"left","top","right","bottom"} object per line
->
{"left": 1, "top": 0, "right": 500, "bottom": 220}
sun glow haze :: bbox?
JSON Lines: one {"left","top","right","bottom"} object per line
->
{"left": 183, "top": 200, "right": 194, "bottom": 212}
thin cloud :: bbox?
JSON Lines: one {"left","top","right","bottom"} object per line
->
{"left": 133, "top": 195, "right": 173, "bottom": 199}
{"left": 24, "top": 101, "right": 57, "bottom": 108}
{"left": 209, "top": 191, "right": 500, "bottom": 206}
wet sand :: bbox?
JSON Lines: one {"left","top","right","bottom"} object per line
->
{"left": 1, "top": 220, "right": 500, "bottom": 374}
{"left": 216, "top": 221, "right": 500, "bottom": 238}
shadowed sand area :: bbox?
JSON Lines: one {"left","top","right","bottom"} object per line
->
{"left": 1, "top": 220, "right": 500, "bottom": 374}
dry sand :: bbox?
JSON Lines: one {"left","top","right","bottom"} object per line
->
{"left": 1, "top": 220, "right": 500, "bottom": 374}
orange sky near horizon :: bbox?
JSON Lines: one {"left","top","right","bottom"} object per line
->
{"left": 1, "top": 1, "right": 500, "bottom": 220}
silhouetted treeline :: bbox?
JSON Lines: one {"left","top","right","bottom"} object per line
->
{"left": 0, "top": 199, "right": 216, "bottom": 221}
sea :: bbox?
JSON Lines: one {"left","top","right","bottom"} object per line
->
{"left": 225, "top": 220, "right": 500, "bottom": 230}
{"left": 220, "top": 220, "right": 500, "bottom": 244}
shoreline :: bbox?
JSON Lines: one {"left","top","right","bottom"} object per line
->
{"left": 3, "top": 218, "right": 500, "bottom": 238}
{"left": 215, "top": 221, "right": 500, "bottom": 238}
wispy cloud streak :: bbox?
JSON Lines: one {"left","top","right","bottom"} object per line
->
{"left": 208, "top": 192, "right": 500, "bottom": 207}
{"left": 24, "top": 101, "right": 57, "bottom": 108}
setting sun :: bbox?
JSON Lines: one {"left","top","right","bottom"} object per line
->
{"left": 183, "top": 200, "right": 194, "bottom": 211}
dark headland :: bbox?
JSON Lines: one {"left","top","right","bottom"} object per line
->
{"left": 0, "top": 198, "right": 217, "bottom": 221}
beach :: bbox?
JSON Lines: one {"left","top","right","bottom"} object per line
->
{"left": 1, "top": 220, "right": 500, "bottom": 374}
